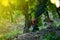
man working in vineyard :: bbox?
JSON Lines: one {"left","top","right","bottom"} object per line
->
{"left": 29, "top": 18, "right": 39, "bottom": 32}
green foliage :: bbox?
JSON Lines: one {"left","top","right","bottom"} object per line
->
{"left": 0, "top": 0, "right": 60, "bottom": 39}
{"left": 0, "top": 28, "right": 22, "bottom": 40}
{"left": 44, "top": 32, "right": 60, "bottom": 40}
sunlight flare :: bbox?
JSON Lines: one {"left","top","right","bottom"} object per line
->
{"left": 50, "top": 0, "right": 56, "bottom": 4}
{"left": 56, "top": 0, "right": 60, "bottom": 8}
{"left": 1, "top": 0, "right": 9, "bottom": 7}
{"left": 50, "top": 0, "right": 60, "bottom": 8}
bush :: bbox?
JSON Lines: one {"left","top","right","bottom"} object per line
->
{"left": 44, "top": 32, "right": 60, "bottom": 40}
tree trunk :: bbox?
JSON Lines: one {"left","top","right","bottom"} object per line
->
{"left": 23, "top": 14, "right": 31, "bottom": 33}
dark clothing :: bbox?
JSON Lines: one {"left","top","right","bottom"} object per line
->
{"left": 32, "top": 25, "right": 39, "bottom": 32}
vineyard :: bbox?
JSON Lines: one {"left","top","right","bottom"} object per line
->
{"left": 0, "top": 0, "right": 60, "bottom": 40}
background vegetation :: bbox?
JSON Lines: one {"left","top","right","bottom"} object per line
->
{"left": 0, "top": 0, "right": 60, "bottom": 40}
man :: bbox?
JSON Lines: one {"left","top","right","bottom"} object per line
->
{"left": 29, "top": 18, "right": 39, "bottom": 32}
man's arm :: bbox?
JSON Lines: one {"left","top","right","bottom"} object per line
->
{"left": 35, "top": 0, "right": 48, "bottom": 18}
